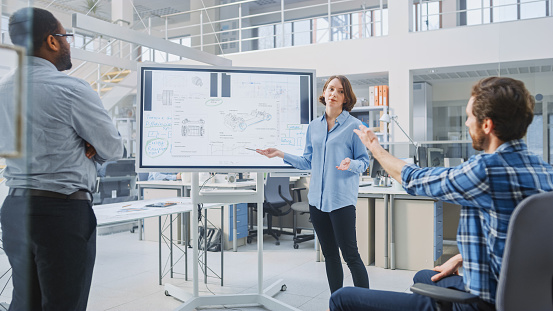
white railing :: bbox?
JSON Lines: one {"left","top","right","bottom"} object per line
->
{"left": 66, "top": 34, "right": 147, "bottom": 99}
{"left": 413, "top": 0, "right": 553, "bottom": 32}
{"left": 155, "top": 0, "right": 388, "bottom": 55}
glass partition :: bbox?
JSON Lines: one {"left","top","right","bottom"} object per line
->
{"left": 411, "top": 57, "right": 553, "bottom": 165}
{"left": 0, "top": 44, "right": 25, "bottom": 158}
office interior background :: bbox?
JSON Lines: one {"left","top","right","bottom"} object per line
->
{"left": 0, "top": 0, "right": 552, "bottom": 310}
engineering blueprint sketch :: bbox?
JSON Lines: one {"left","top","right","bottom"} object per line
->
{"left": 140, "top": 68, "right": 310, "bottom": 168}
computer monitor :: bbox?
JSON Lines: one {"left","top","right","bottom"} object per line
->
{"left": 369, "top": 157, "right": 387, "bottom": 178}
{"left": 417, "top": 146, "right": 428, "bottom": 167}
{"left": 427, "top": 147, "right": 445, "bottom": 167}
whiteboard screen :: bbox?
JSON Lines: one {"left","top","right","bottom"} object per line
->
{"left": 137, "top": 64, "right": 315, "bottom": 172}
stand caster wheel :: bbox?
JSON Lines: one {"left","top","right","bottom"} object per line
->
{"left": 275, "top": 241, "right": 280, "bottom": 246}
{"left": 164, "top": 290, "right": 170, "bottom": 296}
{"left": 247, "top": 237, "right": 252, "bottom": 244}
{"left": 281, "top": 284, "right": 287, "bottom": 291}
{"left": 294, "top": 244, "right": 299, "bottom": 249}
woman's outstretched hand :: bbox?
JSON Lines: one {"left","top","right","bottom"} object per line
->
{"left": 256, "top": 148, "right": 284, "bottom": 159}
{"left": 336, "top": 157, "right": 351, "bottom": 171}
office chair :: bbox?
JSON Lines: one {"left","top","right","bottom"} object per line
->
{"left": 280, "top": 182, "right": 314, "bottom": 249}
{"left": 410, "top": 191, "right": 553, "bottom": 311}
{"left": 98, "top": 159, "right": 137, "bottom": 204}
{"left": 248, "top": 176, "right": 294, "bottom": 245}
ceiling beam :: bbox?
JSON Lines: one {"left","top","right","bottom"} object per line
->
{"left": 72, "top": 13, "right": 232, "bottom": 67}
{"left": 71, "top": 48, "right": 138, "bottom": 70}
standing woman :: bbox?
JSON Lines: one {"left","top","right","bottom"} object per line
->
{"left": 257, "top": 75, "right": 370, "bottom": 293}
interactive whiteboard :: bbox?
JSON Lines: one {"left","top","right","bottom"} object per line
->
{"left": 136, "top": 64, "right": 316, "bottom": 172}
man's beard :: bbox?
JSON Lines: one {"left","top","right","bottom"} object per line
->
{"left": 56, "top": 46, "right": 72, "bottom": 71}
{"left": 470, "top": 127, "right": 486, "bottom": 151}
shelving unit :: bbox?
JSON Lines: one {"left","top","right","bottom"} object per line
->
{"left": 350, "top": 105, "right": 389, "bottom": 145}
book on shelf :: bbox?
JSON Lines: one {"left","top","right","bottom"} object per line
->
{"left": 378, "top": 85, "right": 383, "bottom": 107}
{"left": 382, "top": 85, "right": 389, "bottom": 106}
{"left": 369, "top": 86, "right": 375, "bottom": 106}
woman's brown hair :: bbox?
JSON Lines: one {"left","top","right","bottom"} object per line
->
{"left": 318, "top": 75, "right": 357, "bottom": 112}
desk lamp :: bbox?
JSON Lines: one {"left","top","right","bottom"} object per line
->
{"left": 379, "top": 113, "right": 419, "bottom": 165}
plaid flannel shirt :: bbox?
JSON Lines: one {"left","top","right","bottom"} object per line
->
{"left": 401, "top": 139, "right": 553, "bottom": 304}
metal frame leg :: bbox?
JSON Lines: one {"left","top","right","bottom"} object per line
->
{"left": 158, "top": 216, "right": 162, "bottom": 285}
{"left": 384, "top": 194, "right": 389, "bottom": 269}
{"left": 204, "top": 209, "right": 208, "bottom": 284}
{"left": 390, "top": 194, "right": 396, "bottom": 270}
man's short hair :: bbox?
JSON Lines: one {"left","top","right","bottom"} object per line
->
{"left": 471, "top": 77, "right": 535, "bottom": 142}
{"left": 9, "top": 7, "right": 59, "bottom": 54}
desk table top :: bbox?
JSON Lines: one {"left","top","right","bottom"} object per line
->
{"left": 358, "top": 185, "right": 408, "bottom": 195}
{"left": 94, "top": 197, "right": 222, "bottom": 226}
{"left": 136, "top": 180, "right": 257, "bottom": 188}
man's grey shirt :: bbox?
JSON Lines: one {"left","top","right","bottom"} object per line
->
{"left": 0, "top": 56, "right": 123, "bottom": 194}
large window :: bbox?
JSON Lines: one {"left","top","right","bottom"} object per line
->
{"left": 258, "top": 25, "right": 275, "bottom": 50}
{"left": 414, "top": 0, "right": 442, "bottom": 31}
{"left": 527, "top": 113, "right": 544, "bottom": 159}
{"left": 332, "top": 14, "right": 351, "bottom": 41}
{"left": 521, "top": 0, "right": 549, "bottom": 19}
{"left": 293, "top": 20, "right": 311, "bottom": 46}
{"left": 415, "top": 0, "right": 550, "bottom": 31}
{"left": 275, "top": 23, "right": 292, "bottom": 48}
{"left": 373, "top": 8, "right": 389, "bottom": 36}
{"left": 314, "top": 17, "right": 330, "bottom": 43}
{"left": 528, "top": 100, "right": 553, "bottom": 164}
{"left": 466, "top": 0, "right": 492, "bottom": 25}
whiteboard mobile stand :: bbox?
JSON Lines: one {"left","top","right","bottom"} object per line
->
{"left": 137, "top": 64, "right": 315, "bottom": 310}
{"left": 164, "top": 172, "right": 301, "bottom": 311}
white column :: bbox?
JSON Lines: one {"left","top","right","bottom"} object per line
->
{"left": 111, "top": 0, "right": 134, "bottom": 60}
{"left": 387, "top": 0, "right": 414, "bottom": 155}
{"left": 111, "top": 0, "right": 133, "bottom": 25}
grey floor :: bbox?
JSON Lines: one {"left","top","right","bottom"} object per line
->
{"left": 0, "top": 230, "right": 427, "bottom": 311}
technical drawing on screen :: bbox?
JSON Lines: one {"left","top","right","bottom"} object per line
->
{"left": 137, "top": 64, "right": 316, "bottom": 172}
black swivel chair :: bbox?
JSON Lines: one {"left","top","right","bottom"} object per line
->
{"left": 410, "top": 191, "right": 553, "bottom": 311}
{"left": 285, "top": 185, "right": 315, "bottom": 249}
{"left": 248, "top": 176, "right": 295, "bottom": 245}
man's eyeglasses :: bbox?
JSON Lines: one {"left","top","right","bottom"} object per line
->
{"left": 52, "top": 33, "right": 74, "bottom": 44}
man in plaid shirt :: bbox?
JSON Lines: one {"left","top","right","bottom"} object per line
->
{"left": 329, "top": 77, "right": 553, "bottom": 311}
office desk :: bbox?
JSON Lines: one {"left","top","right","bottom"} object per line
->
{"left": 137, "top": 180, "right": 188, "bottom": 199}
{"left": 136, "top": 180, "right": 257, "bottom": 251}
{"left": 358, "top": 186, "right": 443, "bottom": 270}
{"left": 94, "top": 197, "right": 223, "bottom": 285}
{"left": 136, "top": 180, "right": 257, "bottom": 199}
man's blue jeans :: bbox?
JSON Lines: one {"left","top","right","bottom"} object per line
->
{"left": 329, "top": 270, "right": 493, "bottom": 311}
